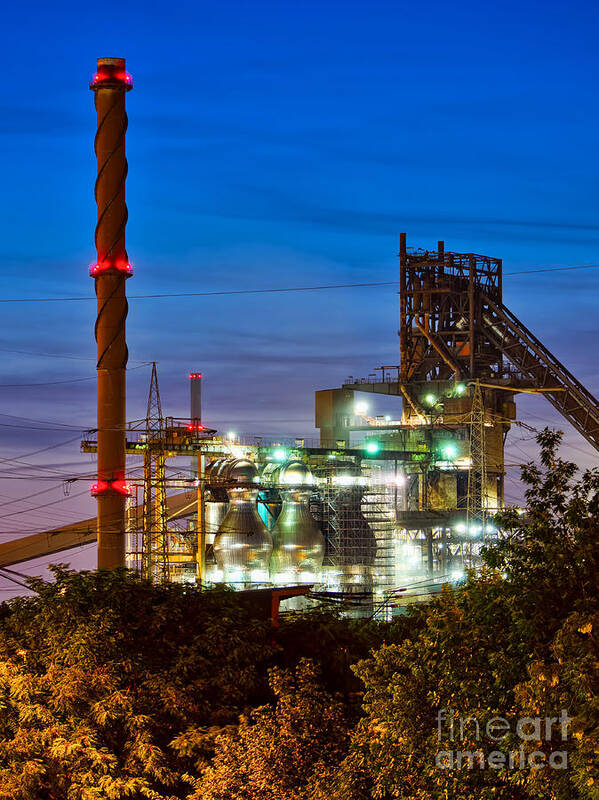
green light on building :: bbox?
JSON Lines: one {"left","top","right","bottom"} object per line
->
{"left": 441, "top": 443, "right": 458, "bottom": 460}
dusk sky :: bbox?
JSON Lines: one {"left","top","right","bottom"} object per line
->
{"left": 0, "top": 0, "right": 598, "bottom": 583}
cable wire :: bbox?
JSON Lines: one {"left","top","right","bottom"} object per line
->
{"left": 0, "top": 262, "right": 598, "bottom": 304}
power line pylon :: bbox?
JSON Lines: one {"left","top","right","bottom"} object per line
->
{"left": 142, "top": 363, "right": 169, "bottom": 582}
{"left": 467, "top": 380, "right": 488, "bottom": 554}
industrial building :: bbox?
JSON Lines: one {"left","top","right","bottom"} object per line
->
{"left": 6, "top": 229, "right": 599, "bottom": 616}
{"left": 1, "top": 57, "right": 599, "bottom": 618}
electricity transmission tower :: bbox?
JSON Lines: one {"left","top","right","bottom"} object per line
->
{"left": 142, "top": 363, "right": 169, "bottom": 582}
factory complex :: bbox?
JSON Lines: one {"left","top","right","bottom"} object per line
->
{"left": 1, "top": 57, "right": 598, "bottom": 619}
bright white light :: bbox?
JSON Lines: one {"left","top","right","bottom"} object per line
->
{"left": 281, "top": 470, "right": 313, "bottom": 486}
{"left": 384, "top": 415, "right": 391, "bottom": 422}
{"left": 355, "top": 401, "right": 369, "bottom": 415}
{"left": 485, "top": 524, "right": 497, "bottom": 535}
{"left": 333, "top": 474, "right": 354, "bottom": 486}
{"left": 455, "top": 523, "right": 467, "bottom": 534}
{"left": 451, "top": 570, "right": 464, "bottom": 581}
{"left": 274, "top": 570, "right": 295, "bottom": 584}
{"left": 399, "top": 543, "right": 420, "bottom": 566}
{"left": 227, "top": 431, "right": 236, "bottom": 441}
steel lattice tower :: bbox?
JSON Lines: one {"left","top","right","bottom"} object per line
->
{"left": 142, "top": 364, "right": 169, "bottom": 581}
{"left": 467, "top": 380, "right": 488, "bottom": 538}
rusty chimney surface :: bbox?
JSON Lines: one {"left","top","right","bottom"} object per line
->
{"left": 90, "top": 57, "right": 133, "bottom": 570}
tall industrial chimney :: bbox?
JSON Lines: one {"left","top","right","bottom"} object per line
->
{"left": 189, "top": 372, "right": 202, "bottom": 424}
{"left": 90, "top": 58, "right": 133, "bottom": 569}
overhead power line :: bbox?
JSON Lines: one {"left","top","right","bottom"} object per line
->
{"left": 0, "top": 344, "right": 149, "bottom": 365}
{"left": 0, "top": 376, "right": 96, "bottom": 388}
{"left": 0, "top": 412, "right": 87, "bottom": 428}
{"left": 0, "top": 361, "right": 150, "bottom": 389}
{"left": 0, "top": 263, "right": 597, "bottom": 304}
{"left": 0, "top": 488, "right": 90, "bottom": 521}
{"left": 0, "top": 568, "right": 32, "bottom": 591}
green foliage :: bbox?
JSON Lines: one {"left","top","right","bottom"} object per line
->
{"left": 3, "top": 429, "right": 599, "bottom": 799}
{"left": 0, "top": 569, "right": 275, "bottom": 799}
{"left": 274, "top": 609, "right": 382, "bottom": 699}
{"left": 321, "top": 429, "right": 599, "bottom": 800}
{"left": 321, "top": 576, "right": 531, "bottom": 800}
{"left": 486, "top": 428, "right": 599, "bottom": 654}
{"left": 190, "top": 659, "right": 349, "bottom": 800}
{"left": 0, "top": 569, "right": 379, "bottom": 799}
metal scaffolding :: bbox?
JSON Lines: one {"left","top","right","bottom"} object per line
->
{"left": 309, "top": 459, "right": 396, "bottom": 612}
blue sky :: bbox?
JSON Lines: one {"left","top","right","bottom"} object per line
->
{"left": 0, "top": 0, "right": 598, "bottom": 579}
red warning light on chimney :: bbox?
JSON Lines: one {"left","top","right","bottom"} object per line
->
{"left": 89, "top": 262, "right": 133, "bottom": 278}
{"left": 91, "top": 63, "right": 133, "bottom": 89}
{"left": 90, "top": 479, "right": 132, "bottom": 497}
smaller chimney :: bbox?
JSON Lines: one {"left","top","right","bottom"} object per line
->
{"left": 189, "top": 372, "right": 202, "bottom": 424}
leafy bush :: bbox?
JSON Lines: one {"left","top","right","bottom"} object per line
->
{"left": 2, "top": 429, "right": 599, "bottom": 799}
{"left": 0, "top": 571, "right": 275, "bottom": 799}
{"left": 321, "top": 430, "right": 599, "bottom": 800}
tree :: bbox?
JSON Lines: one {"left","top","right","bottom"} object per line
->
{"left": 190, "top": 659, "right": 349, "bottom": 800}
{"left": 324, "top": 429, "right": 599, "bottom": 800}
{"left": 4, "top": 430, "right": 599, "bottom": 799}
{"left": 0, "top": 568, "right": 275, "bottom": 799}
{"left": 0, "top": 568, "right": 374, "bottom": 800}
{"left": 486, "top": 428, "right": 599, "bottom": 655}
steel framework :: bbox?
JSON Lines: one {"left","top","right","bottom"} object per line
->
{"left": 142, "top": 364, "right": 169, "bottom": 581}
{"left": 467, "top": 380, "right": 488, "bottom": 538}
{"left": 396, "top": 233, "right": 599, "bottom": 450}
{"left": 480, "top": 293, "right": 599, "bottom": 450}
{"left": 398, "top": 233, "right": 504, "bottom": 386}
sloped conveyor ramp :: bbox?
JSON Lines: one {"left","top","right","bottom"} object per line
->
{"left": 0, "top": 492, "right": 198, "bottom": 569}
{"left": 481, "top": 293, "right": 599, "bottom": 451}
